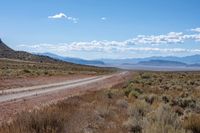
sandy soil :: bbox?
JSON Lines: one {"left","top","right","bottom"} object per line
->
{"left": 0, "top": 71, "right": 132, "bottom": 124}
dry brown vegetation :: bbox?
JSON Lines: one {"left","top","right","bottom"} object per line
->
{"left": 1, "top": 71, "right": 200, "bottom": 133}
{"left": 0, "top": 59, "right": 115, "bottom": 80}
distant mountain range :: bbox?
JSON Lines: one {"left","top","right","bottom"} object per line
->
{"left": 39, "top": 52, "right": 200, "bottom": 68}
{"left": 39, "top": 53, "right": 105, "bottom": 66}
{"left": 101, "top": 55, "right": 200, "bottom": 65}
{"left": 138, "top": 60, "right": 188, "bottom": 66}
{"left": 101, "top": 56, "right": 200, "bottom": 69}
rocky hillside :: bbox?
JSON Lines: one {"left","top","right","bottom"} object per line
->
{"left": 0, "top": 39, "right": 14, "bottom": 53}
{"left": 0, "top": 39, "right": 60, "bottom": 63}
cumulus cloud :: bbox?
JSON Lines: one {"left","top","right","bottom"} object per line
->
{"left": 191, "top": 28, "right": 200, "bottom": 32}
{"left": 16, "top": 27, "right": 200, "bottom": 55}
{"left": 122, "top": 47, "right": 185, "bottom": 52}
{"left": 130, "top": 31, "right": 200, "bottom": 45}
{"left": 183, "top": 34, "right": 200, "bottom": 41}
{"left": 131, "top": 32, "right": 184, "bottom": 45}
{"left": 17, "top": 42, "right": 197, "bottom": 54}
{"left": 48, "top": 13, "right": 67, "bottom": 19}
{"left": 48, "top": 13, "right": 78, "bottom": 23}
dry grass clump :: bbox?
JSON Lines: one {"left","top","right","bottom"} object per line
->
{"left": 153, "top": 104, "right": 181, "bottom": 129}
{"left": 134, "top": 104, "right": 188, "bottom": 133}
{"left": 123, "top": 101, "right": 187, "bottom": 133}
{"left": 123, "top": 117, "right": 145, "bottom": 133}
{"left": 127, "top": 100, "right": 150, "bottom": 117}
{"left": 123, "top": 100, "right": 150, "bottom": 133}
{"left": 183, "top": 114, "right": 200, "bottom": 133}
{"left": 95, "top": 105, "right": 113, "bottom": 118}
{"left": 0, "top": 106, "right": 66, "bottom": 133}
{"left": 116, "top": 99, "right": 128, "bottom": 109}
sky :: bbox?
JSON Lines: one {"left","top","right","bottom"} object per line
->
{"left": 0, "top": 0, "right": 200, "bottom": 59}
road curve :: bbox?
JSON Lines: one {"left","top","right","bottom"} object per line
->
{"left": 0, "top": 72, "right": 128, "bottom": 103}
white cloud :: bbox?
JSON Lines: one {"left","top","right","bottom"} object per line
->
{"left": 48, "top": 13, "right": 67, "bottom": 19}
{"left": 191, "top": 28, "right": 200, "bottom": 32}
{"left": 183, "top": 34, "right": 200, "bottom": 41}
{"left": 124, "top": 47, "right": 187, "bottom": 52}
{"left": 16, "top": 27, "right": 200, "bottom": 55}
{"left": 101, "top": 17, "right": 107, "bottom": 21}
{"left": 131, "top": 32, "right": 184, "bottom": 45}
{"left": 130, "top": 31, "right": 200, "bottom": 45}
{"left": 17, "top": 42, "right": 200, "bottom": 56}
{"left": 67, "top": 17, "right": 79, "bottom": 23}
{"left": 48, "top": 13, "right": 78, "bottom": 23}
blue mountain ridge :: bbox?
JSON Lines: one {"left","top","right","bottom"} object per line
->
{"left": 38, "top": 53, "right": 105, "bottom": 65}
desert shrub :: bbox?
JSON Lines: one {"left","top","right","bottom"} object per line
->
{"left": 132, "top": 79, "right": 140, "bottom": 84}
{"left": 124, "top": 83, "right": 143, "bottom": 98}
{"left": 141, "top": 73, "right": 151, "bottom": 79}
{"left": 171, "top": 97, "right": 196, "bottom": 109}
{"left": 173, "top": 106, "right": 184, "bottom": 116}
{"left": 23, "top": 69, "right": 31, "bottom": 73}
{"left": 144, "top": 94, "right": 156, "bottom": 105}
{"left": 128, "top": 100, "right": 150, "bottom": 117}
{"left": 124, "top": 83, "right": 134, "bottom": 96}
{"left": 116, "top": 99, "right": 128, "bottom": 109}
{"left": 68, "top": 71, "right": 75, "bottom": 75}
{"left": 142, "top": 104, "right": 186, "bottom": 133}
{"left": 143, "top": 121, "right": 188, "bottom": 133}
{"left": 95, "top": 105, "right": 112, "bottom": 118}
{"left": 162, "top": 95, "right": 171, "bottom": 103}
{"left": 123, "top": 117, "right": 143, "bottom": 133}
{"left": 187, "top": 80, "right": 195, "bottom": 86}
{"left": 174, "top": 85, "right": 183, "bottom": 91}
{"left": 106, "top": 90, "right": 113, "bottom": 99}
{"left": 195, "top": 86, "right": 200, "bottom": 90}
{"left": 44, "top": 71, "right": 49, "bottom": 75}
{"left": 155, "top": 104, "right": 180, "bottom": 128}
{"left": 180, "top": 92, "right": 189, "bottom": 98}
{"left": 134, "top": 88, "right": 143, "bottom": 93}
{"left": 128, "top": 90, "right": 141, "bottom": 99}
{"left": 124, "top": 100, "right": 149, "bottom": 133}
{"left": 160, "top": 85, "right": 170, "bottom": 91}
{"left": 184, "top": 114, "right": 200, "bottom": 133}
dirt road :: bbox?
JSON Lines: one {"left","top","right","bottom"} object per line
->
{"left": 0, "top": 71, "right": 131, "bottom": 124}
{"left": 0, "top": 74, "right": 116, "bottom": 103}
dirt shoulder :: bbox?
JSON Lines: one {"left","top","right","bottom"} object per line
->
{"left": 0, "top": 74, "right": 93, "bottom": 90}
